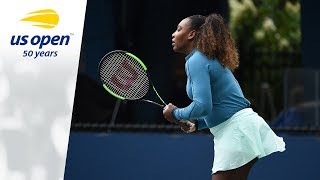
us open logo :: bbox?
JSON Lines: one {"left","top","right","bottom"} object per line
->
{"left": 10, "top": 9, "right": 73, "bottom": 59}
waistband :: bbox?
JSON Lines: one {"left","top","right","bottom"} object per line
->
{"left": 209, "top": 108, "right": 255, "bottom": 135}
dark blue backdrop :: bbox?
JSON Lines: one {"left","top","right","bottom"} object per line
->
{"left": 64, "top": 132, "right": 320, "bottom": 180}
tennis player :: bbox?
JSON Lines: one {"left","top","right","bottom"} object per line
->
{"left": 163, "top": 14, "right": 286, "bottom": 180}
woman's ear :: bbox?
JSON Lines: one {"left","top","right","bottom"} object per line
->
{"left": 188, "top": 30, "right": 196, "bottom": 40}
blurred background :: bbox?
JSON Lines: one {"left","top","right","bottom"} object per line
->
{"left": 65, "top": 0, "right": 320, "bottom": 180}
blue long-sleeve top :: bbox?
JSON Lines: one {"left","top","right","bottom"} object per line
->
{"left": 173, "top": 49, "right": 250, "bottom": 130}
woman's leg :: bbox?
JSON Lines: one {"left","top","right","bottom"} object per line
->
{"left": 212, "top": 158, "right": 258, "bottom": 180}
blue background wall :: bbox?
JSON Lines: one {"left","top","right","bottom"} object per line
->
{"left": 64, "top": 132, "right": 320, "bottom": 180}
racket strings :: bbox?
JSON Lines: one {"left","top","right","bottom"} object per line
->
{"left": 99, "top": 52, "right": 149, "bottom": 100}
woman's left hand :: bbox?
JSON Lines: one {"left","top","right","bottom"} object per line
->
{"left": 179, "top": 120, "right": 197, "bottom": 133}
{"left": 163, "top": 103, "right": 178, "bottom": 124}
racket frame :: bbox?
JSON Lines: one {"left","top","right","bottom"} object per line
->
{"left": 98, "top": 50, "right": 166, "bottom": 108}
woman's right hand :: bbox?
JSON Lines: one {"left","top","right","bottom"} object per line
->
{"left": 178, "top": 120, "right": 196, "bottom": 133}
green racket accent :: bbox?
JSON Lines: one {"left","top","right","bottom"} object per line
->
{"left": 103, "top": 84, "right": 125, "bottom": 100}
{"left": 126, "top": 52, "right": 147, "bottom": 71}
{"left": 152, "top": 86, "right": 167, "bottom": 105}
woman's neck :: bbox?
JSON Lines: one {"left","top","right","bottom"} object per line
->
{"left": 184, "top": 43, "right": 195, "bottom": 56}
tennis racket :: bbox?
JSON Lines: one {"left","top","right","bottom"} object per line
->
{"left": 98, "top": 50, "right": 167, "bottom": 108}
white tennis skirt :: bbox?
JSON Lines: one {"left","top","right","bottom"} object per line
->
{"left": 209, "top": 108, "right": 286, "bottom": 174}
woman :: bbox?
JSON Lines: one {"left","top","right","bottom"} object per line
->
{"left": 163, "top": 13, "right": 286, "bottom": 180}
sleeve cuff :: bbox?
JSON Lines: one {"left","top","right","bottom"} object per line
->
{"left": 197, "top": 119, "right": 208, "bottom": 130}
{"left": 171, "top": 108, "right": 178, "bottom": 120}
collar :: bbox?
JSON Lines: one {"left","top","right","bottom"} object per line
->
{"left": 185, "top": 49, "right": 196, "bottom": 61}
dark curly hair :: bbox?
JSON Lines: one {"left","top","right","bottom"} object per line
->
{"left": 187, "top": 15, "right": 206, "bottom": 31}
{"left": 195, "top": 13, "right": 239, "bottom": 72}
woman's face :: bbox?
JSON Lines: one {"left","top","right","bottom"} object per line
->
{"left": 172, "top": 18, "right": 193, "bottom": 54}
